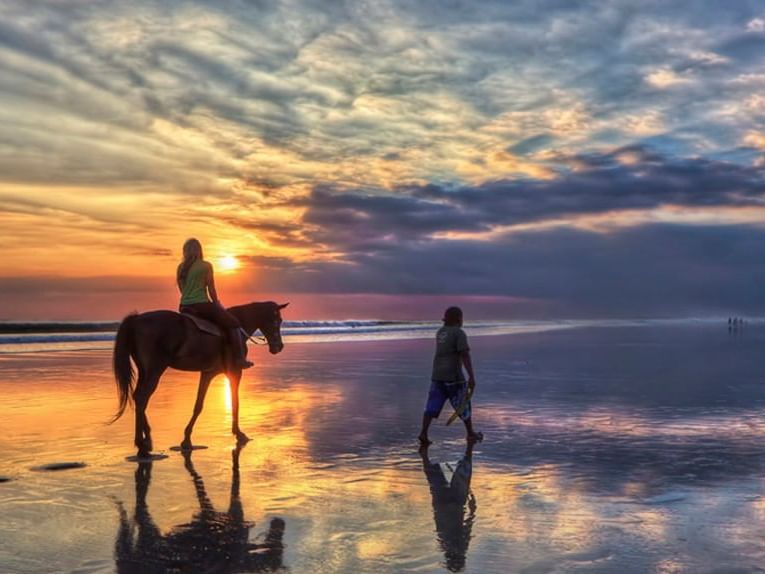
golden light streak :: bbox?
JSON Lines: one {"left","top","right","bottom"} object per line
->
{"left": 431, "top": 204, "right": 765, "bottom": 241}
{"left": 223, "top": 375, "right": 232, "bottom": 413}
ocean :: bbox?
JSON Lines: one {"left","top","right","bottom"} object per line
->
{"left": 0, "top": 316, "right": 730, "bottom": 354}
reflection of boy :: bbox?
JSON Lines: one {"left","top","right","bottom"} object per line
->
{"left": 420, "top": 444, "right": 476, "bottom": 572}
{"left": 419, "top": 307, "right": 483, "bottom": 445}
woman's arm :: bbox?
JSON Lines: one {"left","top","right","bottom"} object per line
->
{"left": 206, "top": 263, "right": 220, "bottom": 303}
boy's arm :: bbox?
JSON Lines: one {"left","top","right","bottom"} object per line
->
{"left": 460, "top": 350, "right": 476, "bottom": 390}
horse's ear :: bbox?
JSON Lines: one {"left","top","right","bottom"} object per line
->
{"left": 279, "top": 302, "right": 290, "bottom": 309}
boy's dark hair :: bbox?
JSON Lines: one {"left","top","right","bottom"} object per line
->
{"left": 443, "top": 306, "right": 463, "bottom": 326}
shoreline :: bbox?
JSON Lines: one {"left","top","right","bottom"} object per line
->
{"left": 0, "top": 317, "right": 740, "bottom": 357}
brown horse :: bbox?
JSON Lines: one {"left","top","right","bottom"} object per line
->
{"left": 112, "top": 301, "right": 288, "bottom": 458}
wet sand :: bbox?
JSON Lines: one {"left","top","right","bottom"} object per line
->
{"left": 2, "top": 326, "right": 765, "bottom": 573}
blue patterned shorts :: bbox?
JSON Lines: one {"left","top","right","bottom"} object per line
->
{"left": 424, "top": 380, "right": 471, "bottom": 421}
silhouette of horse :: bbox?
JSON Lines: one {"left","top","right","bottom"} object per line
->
{"left": 112, "top": 302, "right": 288, "bottom": 457}
{"left": 115, "top": 446, "right": 286, "bottom": 573}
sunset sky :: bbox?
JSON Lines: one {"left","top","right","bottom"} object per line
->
{"left": 1, "top": 1, "right": 765, "bottom": 319}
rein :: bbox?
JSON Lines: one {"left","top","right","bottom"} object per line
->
{"left": 240, "top": 328, "right": 268, "bottom": 346}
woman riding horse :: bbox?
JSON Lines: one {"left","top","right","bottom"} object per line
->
{"left": 177, "top": 238, "right": 252, "bottom": 370}
{"left": 111, "top": 240, "right": 288, "bottom": 457}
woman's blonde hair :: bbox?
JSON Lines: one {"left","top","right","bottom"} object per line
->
{"left": 178, "top": 238, "right": 204, "bottom": 284}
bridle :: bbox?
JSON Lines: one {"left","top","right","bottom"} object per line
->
{"left": 236, "top": 304, "right": 285, "bottom": 349}
{"left": 240, "top": 328, "right": 268, "bottom": 346}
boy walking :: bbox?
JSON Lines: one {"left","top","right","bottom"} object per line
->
{"left": 418, "top": 307, "right": 483, "bottom": 446}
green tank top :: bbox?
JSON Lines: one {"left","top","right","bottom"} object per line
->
{"left": 179, "top": 259, "right": 211, "bottom": 305}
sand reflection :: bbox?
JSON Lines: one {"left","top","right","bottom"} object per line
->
{"left": 115, "top": 445, "right": 285, "bottom": 573}
{"left": 419, "top": 443, "right": 476, "bottom": 572}
{"left": 5, "top": 328, "right": 765, "bottom": 572}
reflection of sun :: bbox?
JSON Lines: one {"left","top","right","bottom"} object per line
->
{"left": 223, "top": 376, "right": 232, "bottom": 412}
{"left": 219, "top": 255, "right": 239, "bottom": 272}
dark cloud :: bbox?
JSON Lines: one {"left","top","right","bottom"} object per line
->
{"left": 507, "top": 134, "right": 555, "bottom": 156}
{"left": 5, "top": 220, "right": 763, "bottom": 318}
{"left": 238, "top": 222, "right": 765, "bottom": 317}
{"left": 294, "top": 148, "right": 765, "bottom": 254}
{"left": 718, "top": 29, "right": 765, "bottom": 65}
{"left": 215, "top": 149, "right": 765, "bottom": 316}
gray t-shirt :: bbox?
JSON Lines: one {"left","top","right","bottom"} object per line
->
{"left": 431, "top": 326, "right": 470, "bottom": 382}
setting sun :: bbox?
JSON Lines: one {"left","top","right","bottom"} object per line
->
{"left": 219, "top": 255, "right": 240, "bottom": 272}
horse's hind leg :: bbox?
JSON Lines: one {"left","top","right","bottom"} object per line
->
{"left": 181, "top": 370, "right": 216, "bottom": 450}
{"left": 133, "top": 367, "right": 165, "bottom": 457}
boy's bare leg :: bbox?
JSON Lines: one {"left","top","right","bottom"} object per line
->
{"left": 463, "top": 418, "right": 483, "bottom": 443}
{"left": 418, "top": 414, "right": 434, "bottom": 446}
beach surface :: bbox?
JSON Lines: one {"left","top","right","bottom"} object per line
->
{"left": 1, "top": 324, "right": 765, "bottom": 573}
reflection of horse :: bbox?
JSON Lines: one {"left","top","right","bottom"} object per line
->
{"left": 419, "top": 443, "right": 476, "bottom": 572}
{"left": 111, "top": 302, "right": 288, "bottom": 457}
{"left": 115, "top": 446, "right": 286, "bottom": 573}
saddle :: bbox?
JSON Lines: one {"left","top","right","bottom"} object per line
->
{"left": 181, "top": 313, "right": 223, "bottom": 337}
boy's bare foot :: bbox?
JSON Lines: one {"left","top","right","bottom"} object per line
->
{"left": 467, "top": 431, "right": 483, "bottom": 444}
{"left": 418, "top": 434, "right": 432, "bottom": 446}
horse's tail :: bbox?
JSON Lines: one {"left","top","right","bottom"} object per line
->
{"left": 111, "top": 313, "right": 137, "bottom": 423}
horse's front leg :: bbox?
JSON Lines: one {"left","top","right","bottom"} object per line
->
{"left": 181, "top": 370, "right": 216, "bottom": 450}
{"left": 229, "top": 370, "right": 250, "bottom": 444}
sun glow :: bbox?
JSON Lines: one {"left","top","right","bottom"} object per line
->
{"left": 218, "top": 255, "right": 240, "bottom": 272}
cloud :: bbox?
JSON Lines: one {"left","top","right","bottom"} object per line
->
{"left": 743, "top": 131, "right": 765, "bottom": 149}
{"left": 204, "top": 149, "right": 765, "bottom": 316}
{"left": 645, "top": 68, "right": 694, "bottom": 89}
{"left": 291, "top": 148, "right": 765, "bottom": 253}
{"left": 748, "top": 18, "right": 765, "bottom": 32}
{"left": 1, "top": 1, "right": 765, "bottom": 317}
{"left": 230, "top": 222, "right": 765, "bottom": 317}
{"left": 1, "top": 0, "right": 763, "bottom": 194}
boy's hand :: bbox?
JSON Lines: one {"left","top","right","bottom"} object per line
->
{"left": 467, "top": 376, "right": 476, "bottom": 390}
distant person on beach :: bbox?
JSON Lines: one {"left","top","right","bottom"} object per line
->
{"left": 177, "top": 238, "right": 252, "bottom": 369}
{"left": 418, "top": 307, "right": 483, "bottom": 446}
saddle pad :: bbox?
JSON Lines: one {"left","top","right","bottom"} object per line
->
{"left": 181, "top": 313, "right": 222, "bottom": 336}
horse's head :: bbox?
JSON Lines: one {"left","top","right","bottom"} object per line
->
{"left": 258, "top": 302, "right": 288, "bottom": 354}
